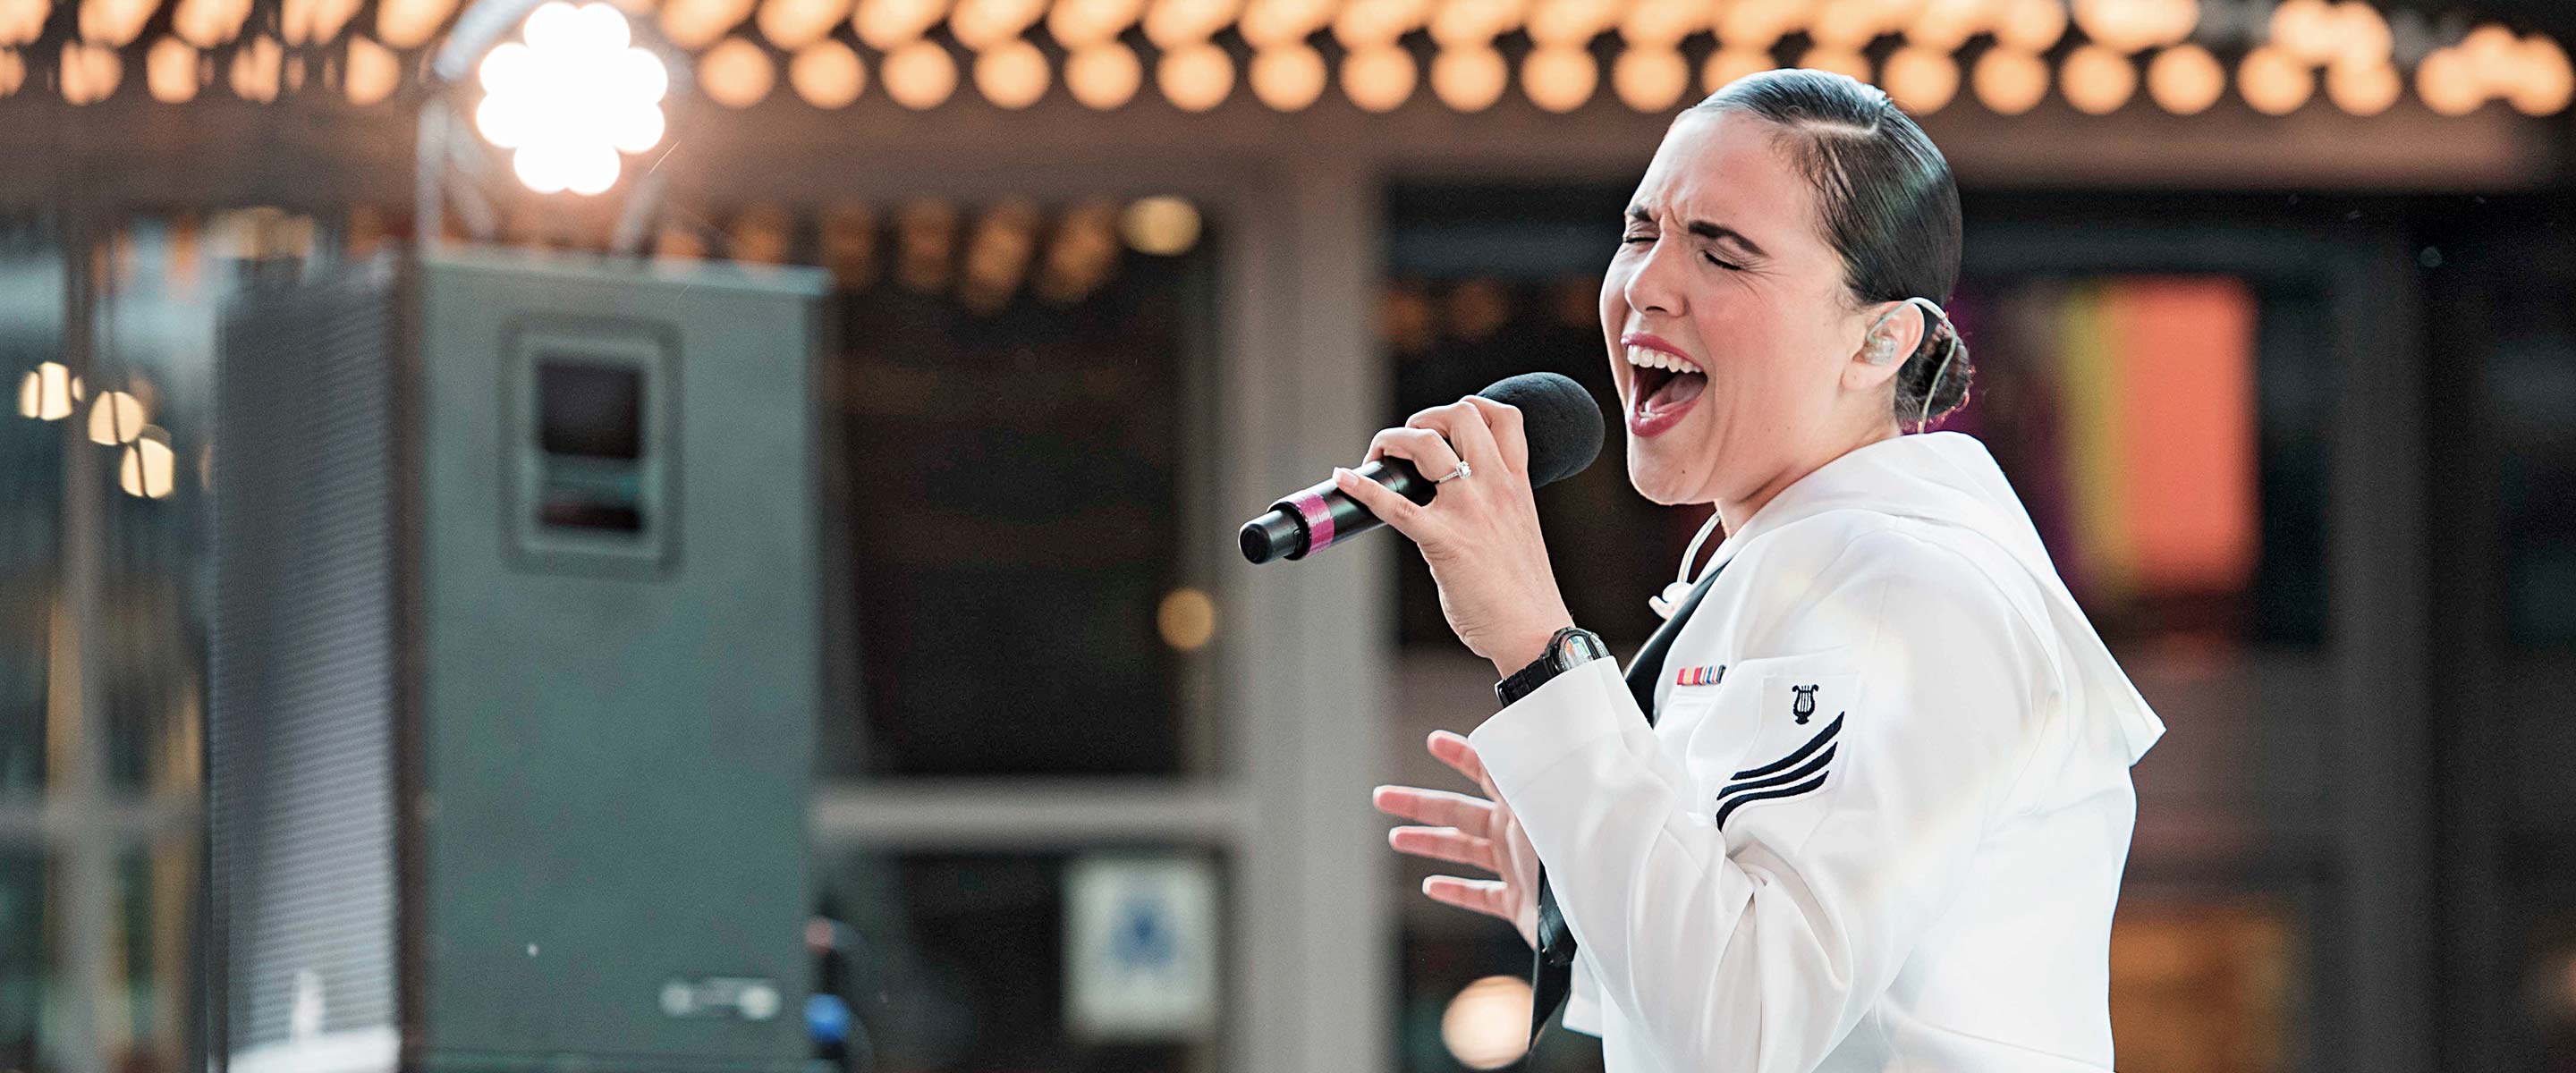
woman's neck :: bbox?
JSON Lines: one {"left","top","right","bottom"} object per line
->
{"left": 1713, "top": 420, "right": 1902, "bottom": 535}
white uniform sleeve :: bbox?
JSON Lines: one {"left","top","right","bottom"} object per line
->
{"left": 1562, "top": 948, "right": 1605, "bottom": 1036}
{"left": 1466, "top": 530, "right": 2052, "bottom": 1069}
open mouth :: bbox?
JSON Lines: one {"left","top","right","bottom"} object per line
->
{"left": 1623, "top": 340, "right": 1707, "bottom": 420}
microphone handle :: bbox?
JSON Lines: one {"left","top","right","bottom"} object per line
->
{"left": 1238, "top": 456, "right": 1438, "bottom": 563}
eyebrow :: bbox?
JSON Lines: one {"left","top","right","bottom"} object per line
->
{"left": 1626, "top": 207, "right": 1769, "bottom": 259}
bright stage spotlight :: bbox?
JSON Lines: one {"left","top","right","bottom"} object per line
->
{"left": 470, "top": 1, "right": 671, "bottom": 195}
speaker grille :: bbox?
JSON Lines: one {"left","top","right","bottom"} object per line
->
{"left": 209, "top": 262, "right": 404, "bottom": 1065}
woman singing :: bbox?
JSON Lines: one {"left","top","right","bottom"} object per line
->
{"left": 1339, "top": 70, "right": 2167, "bottom": 1072}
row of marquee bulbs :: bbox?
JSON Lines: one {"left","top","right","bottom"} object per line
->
{"left": 0, "top": 0, "right": 2216, "bottom": 55}
{"left": 688, "top": 28, "right": 2574, "bottom": 117}
{"left": 15, "top": 363, "right": 181, "bottom": 500}
{"left": 659, "top": 0, "right": 2218, "bottom": 58}
{"left": 14, "top": 0, "right": 2569, "bottom": 114}
{"left": 673, "top": 0, "right": 2568, "bottom": 115}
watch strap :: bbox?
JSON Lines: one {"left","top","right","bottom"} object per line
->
{"left": 1494, "top": 626, "right": 1604, "bottom": 706}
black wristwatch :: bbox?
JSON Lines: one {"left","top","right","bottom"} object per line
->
{"left": 1496, "top": 626, "right": 1611, "bottom": 706}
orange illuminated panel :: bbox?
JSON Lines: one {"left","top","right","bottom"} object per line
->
{"left": 2044, "top": 276, "right": 2259, "bottom": 604}
{"left": 2107, "top": 277, "right": 2259, "bottom": 596}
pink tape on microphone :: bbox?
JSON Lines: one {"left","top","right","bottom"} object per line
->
{"left": 1284, "top": 489, "right": 1335, "bottom": 556}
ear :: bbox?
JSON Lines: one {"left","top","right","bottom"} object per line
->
{"left": 1840, "top": 300, "right": 1923, "bottom": 393}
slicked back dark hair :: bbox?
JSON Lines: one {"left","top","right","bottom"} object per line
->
{"left": 1690, "top": 68, "right": 1971, "bottom": 425}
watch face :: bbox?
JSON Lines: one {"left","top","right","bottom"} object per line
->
{"left": 1554, "top": 629, "right": 1608, "bottom": 664}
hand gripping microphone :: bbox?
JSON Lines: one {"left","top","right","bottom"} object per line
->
{"left": 1239, "top": 372, "right": 1606, "bottom": 564}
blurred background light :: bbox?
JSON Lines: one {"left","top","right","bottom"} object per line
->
{"left": 2327, "top": 0, "right": 2390, "bottom": 66}
{"left": 1883, "top": 43, "right": 1959, "bottom": 114}
{"left": 1047, "top": 0, "right": 1142, "bottom": 47}
{"left": 973, "top": 38, "right": 1049, "bottom": 108}
{"left": 61, "top": 40, "right": 122, "bottom": 104}
{"left": 883, "top": 38, "right": 959, "bottom": 108}
{"left": 0, "top": 0, "right": 44, "bottom": 44}
{"left": 757, "top": 0, "right": 849, "bottom": 48}
{"left": 1908, "top": 0, "right": 1988, "bottom": 51}
{"left": 1332, "top": 0, "right": 1420, "bottom": 49}
{"left": 1521, "top": 43, "right": 1595, "bottom": 113}
{"left": 2459, "top": 21, "right": 2521, "bottom": 89}
{"left": 20, "top": 361, "right": 72, "bottom": 421}
{"left": 1716, "top": 0, "right": 1800, "bottom": 51}
{"left": 344, "top": 36, "right": 400, "bottom": 104}
{"left": 657, "top": 0, "right": 750, "bottom": 47}
{"left": 145, "top": 37, "right": 197, "bottom": 102}
{"left": 1618, "top": 0, "right": 1702, "bottom": 49}
{"left": 2323, "top": 55, "right": 2398, "bottom": 116}
{"left": 1973, "top": 45, "right": 2048, "bottom": 114}
{"left": 693, "top": 40, "right": 774, "bottom": 107}
{"left": 951, "top": 0, "right": 1046, "bottom": 48}
{"left": 894, "top": 198, "right": 959, "bottom": 290}
{"left": 228, "top": 33, "right": 280, "bottom": 101}
{"left": 87, "top": 389, "right": 144, "bottom": 444}
{"left": 478, "top": 4, "right": 672, "bottom": 195}
{"left": 1249, "top": 43, "right": 1326, "bottom": 111}
{"left": 1611, "top": 46, "right": 1687, "bottom": 112}
{"left": 2414, "top": 46, "right": 2483, "bottom": 116}
{"left": 1993, "top": 0, "right": 2067, "bottom": 52}
{"left": 1157, "top": 587, "right": 1216, "bottom": 650}
{"left": 1799, "top": 45, "right": 1871, "bottom": 81}
{"left": 1701, "top": 45, "right": 1773, "bottom": 94}
{"left": 2147, "top": 41, "right": 2224, "bottom": 114}
{"left": 2511, "top": 34, "right": 2575, "bottom": 116}
{"left": 2062, "top": 42, "right": 2136, "bottom": 114}
{"left": 1441, "top": 976, "right": 1533, "bottom": 1069}
{"left": 1239, "top": 0, "right": 1329, "bottom": 48}
{"left": 852, "top": 0, "right": 945, "bottom": 46}
{"left": 1525, "top": 0, "right": 1613, "bottom": 48}
{"left": 2072, "top": 0, "right": 2194, "bottom": 54}
{"left": 1064, "top": 40, "right": 1141, "bottom": 107}
{"left": 1805, "top": 0, "right": 1881, "bottom": 51}
{"left": 790, "top": 39, "right": 865, "bottom": 106}
{"left": 377, "top": 0, "right": 455, "bottom": 48}
{"left": 171, "top": 0, "right": 252, "bottom": 46}
{"left": 1431, "top": 44, "right": 1508, "bottom": 112}
{"left": 1342, "top": 43, "right": 1416, "bottom": 112}
{"left": 2267, "top": 0, "right": 2339, "bottom": 65}
{"left": 119, "top": 425, "right": 176, "bottom": 499}
{"left": 2237, "top": 44, "right": 2312, "bottom": 115}
{"left": 1119, "top": 195, "right": 1200, "bottom": 256}
{"left": 1036, "top": 199, "right": 1121, "bottom": 303}
{"left": 818, "top": 203, "right": 877, "bottom": 286}
{"left": 957, "top": 199, "right": 1040, "bottom": 313}
{"left": 1144, "top": 0, "right": 1238, "bottom": 48}
{"left": 1157, "top": 39, "right": 1233, "bottom": 111}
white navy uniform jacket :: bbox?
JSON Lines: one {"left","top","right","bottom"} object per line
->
{"left": 1467, "top": 430, "right": 2166, "bottom": 1073}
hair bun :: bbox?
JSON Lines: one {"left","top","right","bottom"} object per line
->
{"left": 1900, "top": 316, "right": 1971, "bottom": 428}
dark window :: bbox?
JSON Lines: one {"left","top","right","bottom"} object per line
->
{"left": 537, "top": 358, "right": 645, "bottom": 460}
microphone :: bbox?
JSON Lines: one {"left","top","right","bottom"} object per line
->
{"left": 1239, "top": 372, "right": 1606, "bottom": 564}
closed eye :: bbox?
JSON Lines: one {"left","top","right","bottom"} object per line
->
{"left": 1705, "top": 252, "right": 1744, "bottom": 271}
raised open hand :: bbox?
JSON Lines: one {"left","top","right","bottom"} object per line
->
{"left": 1372, "top": 729, "right": 1542, "bottom": 949}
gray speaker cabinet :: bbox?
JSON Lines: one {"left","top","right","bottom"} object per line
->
{"left": 210, "top": 249, "right": 828, "bottom": 1073}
